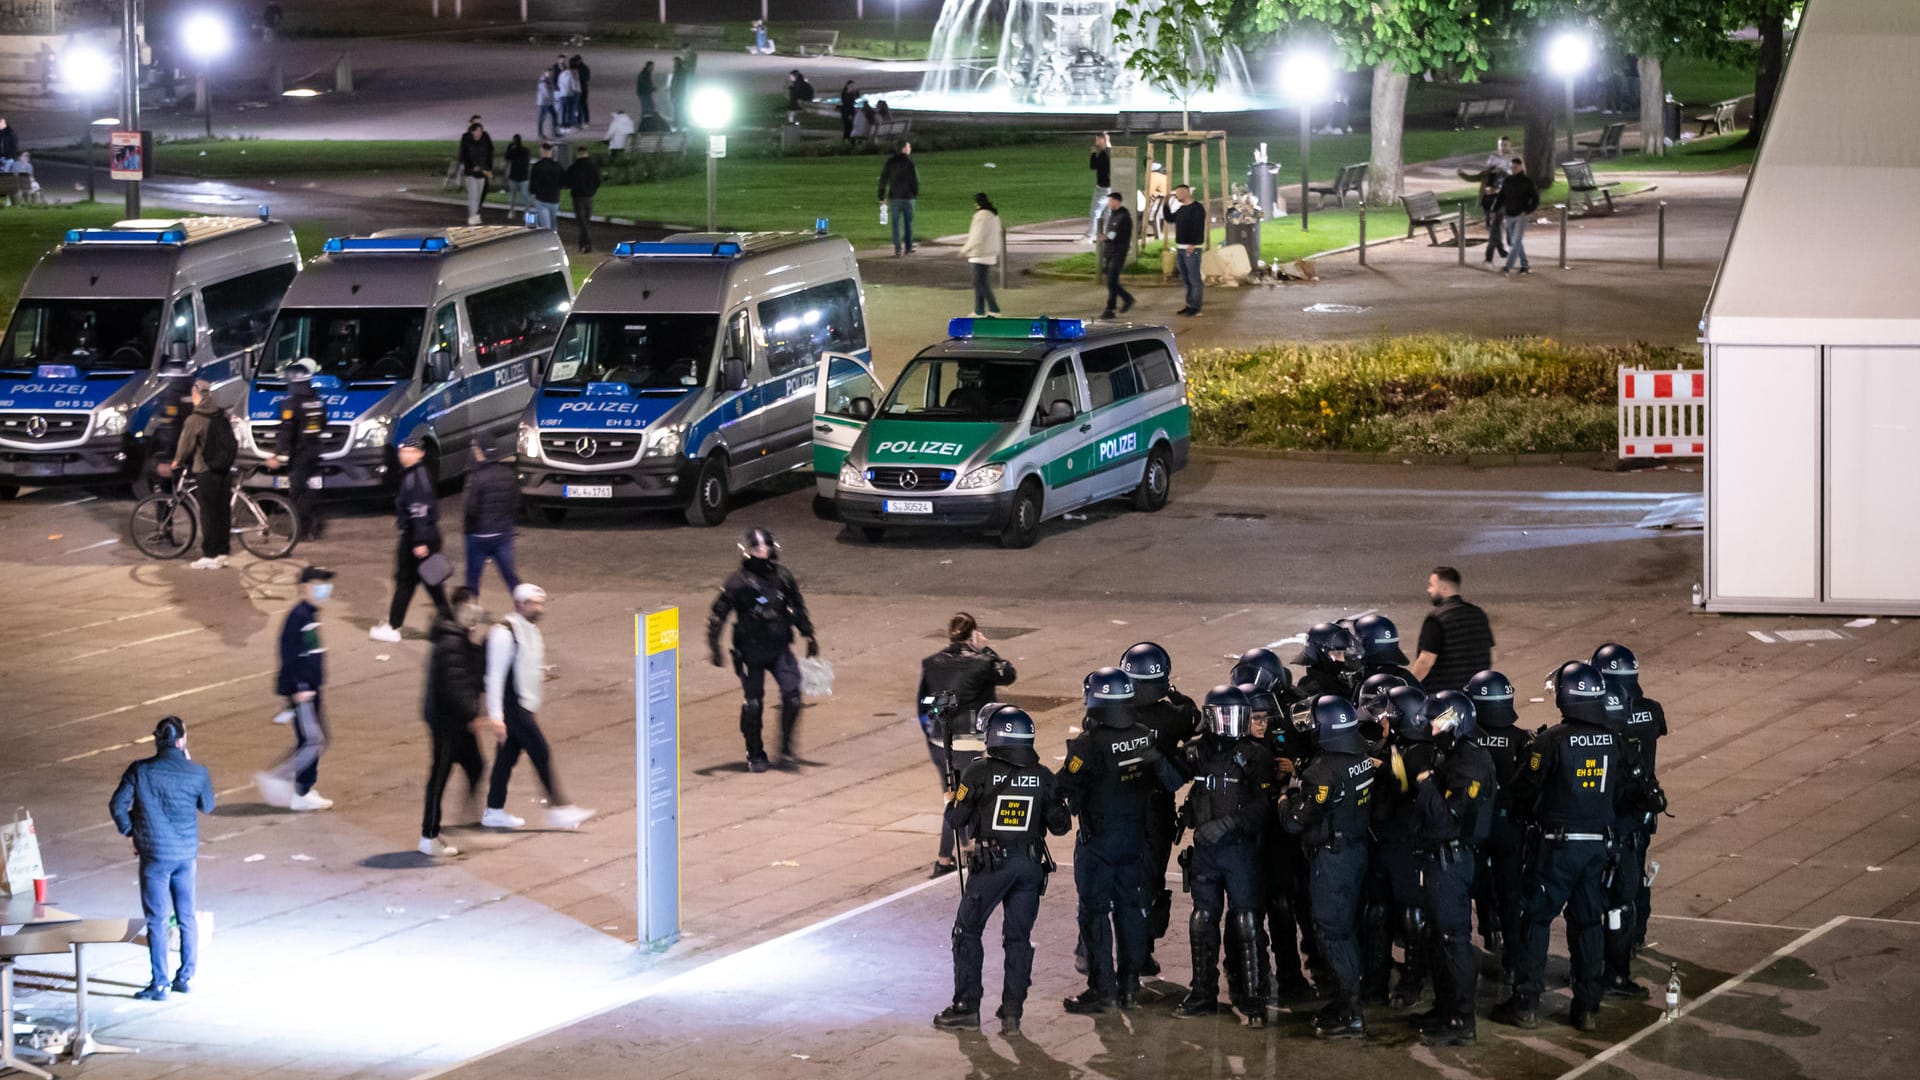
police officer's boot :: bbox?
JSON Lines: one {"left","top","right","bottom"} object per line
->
{"left": 1230, "top": 910, "right": 1267, "bottom": 1028}
{"left": 1568, "top": 1001, "right": 1599, "bottom": 1032}
{"left": 933, "top": 1003, "right": 980, "bottom": 1029}
{"left": 1312, "top": 995, "right": 1366, "bottom": 1040}
{"left": 1491, "top": 995, "right": 1540, "bottom": 1029}
{"left": 1172, "top": 910, "right": 1221, "bottom": 1018}
{"left": 775, "top": 690, "right": 803, "bottom": 765}
{"left": 1116, "top": 973, "right": 1139, "bottom": 1012}
{"left": 1420, "top": 1015, "right": 1476, "bottom": 1046}
{"left": 740, "top": 698, "right": 768, "bottom": 772}
{"left": 1391, "top": 907, "right": 1432, "bottom": 1009}
{"left": 1062, "top": 988, "right": 1111, "bottom": 1015}
{"left": 1360, "top": 901, "right": 1393, "bottom": 1005}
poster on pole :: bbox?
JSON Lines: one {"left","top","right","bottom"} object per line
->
{"left": 109, "top": 131, "right": 149, "bottom": 181}
{"left": 635, "top": 607, "right": 681, "bottom": 947}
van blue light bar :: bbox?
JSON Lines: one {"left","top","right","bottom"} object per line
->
{"left": 65, "top": 227, "right": 187, "bottom": 245}
{"left": 322, "top": 236, "right": 450, "bottom": 254}
{"left": 612, "top": 240, "right": 743, "bottom": 258}
{"left": 947, "top": 316, "right": 1087, "bottom": 341}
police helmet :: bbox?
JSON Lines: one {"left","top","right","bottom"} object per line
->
{"left": 1463, "top": 670, "right": 1518, "bottom": 727}
{"left": 1426, "top": 690, "right": 1478, "bottom": 744}
{"left": 1592, "top": 643, "right": 1640, "bottom": 698}
{"left": 1310, "top": 695, "right": 1366, "bottom": 754}
{"left": 1357, "top": 672, "right": 1409, "bottom": 725}
{"left": 738, "top": 526, "right": 780, "bottom": 557}
{"left": 1119, "top": 641, "right": 1172, "bottom": 698}
{"left": 285, "top": 359, "right": 316, "bottom": 384}
{"left": 1385, "top": 685, "right": 1431, "bottom": 743}
{"left": 1237, "top": 681, "right": 1280, "bottom": 726}
{"left": 1233, "top": 647, "right": 1288, "bottom": 691}
{"left": 1300, "top": 622, "right": 1359, "bottom": 667}
{"left": 1599, "top": 675, "right": 1631, "bottom": 732}
{"left": 1353, "top": 614, "right": 1409, "bottom": 665}
{"left": 1550, "top": 660, "right": 1611, "bottom": 725}
{"left": 1203, "top": 684, "right": 1252, "bottom": 738}
{"left": 980, "top": 703, "right": 1037, "bottom": 764}
{"left": 1083, "top": 666, "right": 1136, "bottom": 710}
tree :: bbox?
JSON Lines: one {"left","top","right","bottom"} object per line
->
{"left": 1532, "top": 0, "right": 1746, "bottom": 157}
{"left": 1112, "top": 0, "right": 1237, "bottom": 132}
{"left": 1732, "top": 0, "right": 1797, "bottom": 147}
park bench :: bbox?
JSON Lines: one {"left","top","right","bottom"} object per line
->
{"left": 1400, "top": 189, "right": 1468, "bottom": 245}
{"left": 674, "top": 24, "right": 727, "bottom": 49}
{"left": 1577, "top": 121, "right": 1627, "bottom": 160}
{"left": 1454, "top": 97, "right": 1513, "bottom": 129}
{"left": 1562, "top": 160, "right": 1621, "bottom": 214}
{"left": 630, "top": 131, "right": 689, "bottom": 155}
{"left": 528, "top": 21, "right": 590, "bottom": 46}
{"left": 1117, "top": 109, "right": 1203, "bottom": 135}
{"left": 1309, "top": 162, "right": 1367, "bottom": 208}
{"left": 1694, "top": 98, "right": 1739, "bottom": 137}
{"left": 866, "top": 117, "right": 912, "bottom": 148}
{"left": 790, "top": 29, "right": 840, "bottom": 56}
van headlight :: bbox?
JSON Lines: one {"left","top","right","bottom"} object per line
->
{"left": 93, "top": 406, "right": 130, "bottom": 438}
{"left": 517, "top": 422, "right": 541, "bottom": 459}
{"left": 955, "top": 463, "right": 1006, "bottom": 491}
{"left": 350, "top": 416, "right": 391, "bottom": 449}
{"left": 838, "top": 461, "right": 870, "bottom": 490}
{"left": 644, "top": 423, "right": 686, "bottom": 458}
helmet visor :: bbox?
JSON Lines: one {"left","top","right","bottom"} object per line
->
{"left": 1206, "top": 702, "right": 1249, "bottom": 738}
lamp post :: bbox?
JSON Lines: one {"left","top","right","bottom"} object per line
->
{"left": 1546, "top": 31, "right": 1593, "bottom": 160}
{"left": 1279, "top": 48, "right": 1333, "bottom": 232}
{"left": 689, "top": 84, "right": 736, "bottom": 232}
{"left": 61, "top": 43, "right": 115, "bottom": 204}
{"left": 121, "top": 0, "right": 142, "bottom": 215}
{"left": 181, "top": 10, "right": 233, "bottom": 140}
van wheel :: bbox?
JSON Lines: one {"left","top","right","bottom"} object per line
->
{"left": 998, "top": 482, "right": 1042, "bottom": 549}
{"left": 858, "top": 525, "right": 885, "bottom": 542}
{"left": 684, "top": 456, "right": 730, "bottom": 527}
{"left": 539, "top": 506, "right": 569, "bottom": 525}
{"left": 812, "top": 494, "right": 839, "bottom": 522}
{"left": 1132, "top": 445, "right": 1172, "bottom": 512}
{"left": 0, "top": 484, "right": 18, "bottom": 501}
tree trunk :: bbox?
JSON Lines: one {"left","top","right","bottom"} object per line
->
{"left": 1637, "top": 55, "right": 1665, "bottom": 158}
{"left": 1521, "top": 74, "right": 1558, "bottom": 194}
{"left": 1738, "top": 12, "right": 1786, "bottom": 148}
{"left": 1365, "top": 62, "right": 1409, "bottom": 207}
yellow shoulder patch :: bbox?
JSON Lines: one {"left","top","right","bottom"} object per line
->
{"left": 1528, "top": 752, "right": 1543, "bottom": 772}
{"left": 281, "top": 408, "right": 293, "bottom": 420}
{"left": 954, "top": 784, "right": 968, "bottom": 802}
{"left": 1467, "top": 779, "right": 1482, "bottom": 799}
{"left": 1313, "top": 784, "right": 1329, "bottom": 804}
{"left": 1067, "top": 756, "right": 1084, "bottom": 774}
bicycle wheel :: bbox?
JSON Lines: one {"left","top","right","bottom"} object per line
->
{"left": 236, "top": 491, "right": 300, "bottom": 559}
{"left": 129, "top": 493, "right": 198, "bottom": 559}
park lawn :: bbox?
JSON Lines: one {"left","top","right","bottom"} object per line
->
{"left": 146, "top": 139, "right": 453, "bottom": 179}
{"left": 1593, "top": 131, "right": 1754, "bottom": 173}
{"left": 1661, "top": 54, "right": 1759, "bottom": 107}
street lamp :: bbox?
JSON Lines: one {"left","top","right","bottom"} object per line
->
{"left": 180, "top": 10, "right": 234, "bottom": 139}
{"left": 688, "top": 84, "right": 736, "bottom": 232}
{"left": 1279, "top": 48, "right": 1333, "bottom": 232}
{"left": 1546, "top": 30, "right": 1593, "bottom": 159}
{"left": 60, "top": 43, "right": 115, "bottom": 203}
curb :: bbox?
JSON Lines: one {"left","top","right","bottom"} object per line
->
{"left": 1194, "top": 446, "right": 1618, "bottom": 468}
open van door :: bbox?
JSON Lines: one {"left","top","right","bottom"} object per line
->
{"left": 811, "top": 351, "right": 885, "bottom": 518}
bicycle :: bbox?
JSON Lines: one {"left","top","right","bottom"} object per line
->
{"left": 129, "top": 466, "right": 302, "bottom": 560}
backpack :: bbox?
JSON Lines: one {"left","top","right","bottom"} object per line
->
{"left": 201, "top": 408, "right": 239, "bottom": 471}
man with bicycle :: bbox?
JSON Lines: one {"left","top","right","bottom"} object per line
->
{"left": 162, "top": 378, "right": 239, "bottom": 570}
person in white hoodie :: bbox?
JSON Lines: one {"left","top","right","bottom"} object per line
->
{"left": 481, "top": 583, "right": 594, "bottom": 830}
{"left": 961, "top": 192, "right": 1004, "bottom": 317}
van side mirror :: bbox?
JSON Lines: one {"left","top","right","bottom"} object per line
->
{"left": 166, "top": 340, "right": 191, "bottom": 364}
{"left": 849, "top": 396, "right": 874, "bottom": 420}
{"left": 428, "top": 348, "right": 455, "bottom": 383}
{"left": 721, "top": 355, "right": 749, "bottom": 391}
{"left": 1041, "top": 398, "right": 1075, "bottom": 427}
{"left": 238, "top": 345, "right": 259, "bottom": 381}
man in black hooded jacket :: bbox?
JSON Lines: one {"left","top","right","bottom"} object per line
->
{"left": 708, "top": 527, "right": 818, "bottom": 771}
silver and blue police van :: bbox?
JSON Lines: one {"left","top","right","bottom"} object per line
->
{"left": 242, "top": 227, "right": 571, "bottom": 492}
{"left": 0, "top": 217, "right": 300, "bottom": 498}
{"left": 516, "top": 231, "right": 867, "bottom": 525}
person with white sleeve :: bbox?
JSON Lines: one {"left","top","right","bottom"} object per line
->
{"left": 481, "top": 583, "right": 594, "bottom": 829}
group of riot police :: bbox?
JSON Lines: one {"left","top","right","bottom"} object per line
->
{"left": 933, "top": 617, "right": 1668, "bottom": 1045}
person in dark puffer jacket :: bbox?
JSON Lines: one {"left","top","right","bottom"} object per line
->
{"left": 420, "top": 587, "right": 498, "bottom": 857}
{"left": 111, "top": 715, "right": 215, "bottom": 1000}
{"left": 463, "top": 441, "right": 522, "bottom": 596}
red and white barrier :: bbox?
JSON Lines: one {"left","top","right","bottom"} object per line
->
{"left": 1619, "top": 367, "right": 1706, "bottom": 458}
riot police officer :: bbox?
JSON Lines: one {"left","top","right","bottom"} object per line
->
{"left": 1593, "top": 642, "right": 1667, "bottom": 998}
{"left": 1296, "top": 622, "right": 1363, "bottom": 702}
{"left": 1412, "top": 690, "right": 1497, "bottom": 1045}
{"left": 1494, "top": 662, "right": 1661, "bottom": 1031}
{"left": 1464, "top": 670, "right": 1528, "bottom": 981}
{"left": 1057, "top": 666, "right": 1158, "bottom": 1014}
{"left": 707, "top": 527, "right": 818, "bottom": 772}
{"left": 1120, "top": 640, "right": 1201, "bottom": 976}
{"left": 1363, "top": 685, "right": 1435, "bottom": 1009}
{"left": 1354, "top": 614, "right": 1420, "bottom": 685}
{"left": 934, "top": 704, "right": 1071, "bottom": 1037}
{"left": 1356, "top": 671, "right": 1410, "bottom": 750}
{"left": 1234, "top": 650, "right": 1316, "bottom": 1004}
{"left": 143, "top": 352, "right": 196, "bottom": 493}
{"left": 1282, "top": 696, "right": 1376, "bottom": 1039}
{"left": 1170, "top": 686, "right": 1278, "bottom": 1025}
{"left": 266, "top": 361, "right": 329, "bottom": 539}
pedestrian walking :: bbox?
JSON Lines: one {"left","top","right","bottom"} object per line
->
{"left": 1097, "top": 191, "right": 1135, "bottom": 319}
{"left": 570, "top": 54, "right": 592, "bottom": 126}
{"left": 556, "top": 61, "right": 581, "bottom": 132}
{"left": 458, "top": 119, "right": 494, "bottom": 225}
{"left": 420, "top": 587, "right": 497, "bottom": 857}
{"left": 1412, "top": 565, "right": 1497, "bottom": 691}
{"left": 878, "top": 139, "right": 919, "bottom": 256}
{"left": 369, "top": 435, "right": 450, "bottom": 643}
{"left": 961, "top": 193, "right": 1003, "bottom": 316}
{"left": 1498, "top": 158, "right": 1538, "bottom": 275}
{"left": 669, "top": 49, "right": 696, "bottom": 131}
{"left": 564, "top": 146, "right": 601, "bottom": 253}
{"left": 1163, "top": 184, "right": 1207, "bottom": 316}
{"left": 838, "top": 79, "right": 857, "bottom": 143}
{"left": 603, "top": 109, "right": 635, "bottom": 157}
{"left": 161, "top": 377, "right": 238, "bottom": 570}
{"left": 503, "top": 134, "right": 532, "bottom": 219}
{"left": 529, "top": 142, "right": 564, "bottom": 232}
{"left": 264, "top": 360, "right": 326, "bottom": 539}
{"left": 463, "top": 442, "right": 521, "bottom": 597}
{"left": 536, "top": 72, "right": 559, "bottom": 140}
{"left": 256, "top": 566, "right": 336, "bottom": 812}
{"left": 707, "top": 527, "right": 818, "bottom": 772}
{"left": 785, "top": 69, "right": 812, "bottom": 125}
{"left": 1480, "top": 136, "right": 1512, "bottom": 263}
{"left": 916, "top": 613, "right": 1017, "bottom": 877}
{"left": 482, "top": 583, "right": 595, "bottom": 829}
{"left": 635, "top": 60, "right": 657, "bottom": 120}
{"left": 1086, "top": 132, "right": 1112, "bottom": 243}
{"left": 110, "top": 715, "right": 215, "bottom": 1001}
{"left": 0, "top": 116, "right": 20, "bottom": 172}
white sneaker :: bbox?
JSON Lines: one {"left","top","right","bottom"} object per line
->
{"left": 418, "top": 836, "right": 459, "bottom": 857}
{"left": 190, "top": 556, "right": 217, "bottom": 569}
{"left": 271, "top": 708, "right": 294, "bottom": 725}
{"left": 481, "top": 808, "right": 525, "bottom": 829}
{"left": 212, "top": 554, "right": 229, "bottom": 568}
{"left": 253, "top": 771, "right": 294, "bottom": 808}
{"left": 290, "top": 790, "right": 334, "bottom": 811}
{"left": 369, "top": 624, "right": 402, "bottom": 642}
{"left": 546, "top": 805, "right": 595, "bottom": 830}
{"left": 466, "top": 214, "right": 481, "bottom": 226}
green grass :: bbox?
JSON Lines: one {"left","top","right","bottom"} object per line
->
{"left": 1661, "top": 54, "right": 1759, "bottom": 107}
{"left": 147, "top": 138, "right": 453, "bottom": 179}
{"left": 1593, "top": 131, "right": 1754, "bottom": 173}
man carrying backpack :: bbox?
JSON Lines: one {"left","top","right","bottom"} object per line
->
{"left": 163, "top": 378, "right": 238, "bottom": 569}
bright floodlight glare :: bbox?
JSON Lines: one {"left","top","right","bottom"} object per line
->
{"left": 181, "top": 10, "right": 234, "bottom": 63}
{"left": 688, "top": 85, "right": 736, "bottom": 131}
{"left": 1279, "top": 49, "right": 1334, "bottom": 105}
{"left": 61, "top": 44, "right": 114, "bottom": 97}
{"left": 1546, "top": 30, "right": 1592, "bottom": 77}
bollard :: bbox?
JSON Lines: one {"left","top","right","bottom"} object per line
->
{"left": 1558, "top": 203, "right": 1568, "bottom": 270}
{"left": 335, "top": 53, "right": 354, "bottom": 94}
{"left": 1357, "top": 203, "right": 1366, "bottom": 266}
{"left": 1657, "top": 200, "right": 1667, "bottom": 270}
{"left": 268, "top": 62, "right": 283, "bottom": 97}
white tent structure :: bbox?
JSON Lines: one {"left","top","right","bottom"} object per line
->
{"left": 1702, "top": 0, "right": 1920, "bottom": 615}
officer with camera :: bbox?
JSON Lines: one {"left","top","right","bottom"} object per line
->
{"left": 1593, "top": 642, "right": 1667, "bottom": 999}
{"left": 1282, "top": 696, "right": 1377, "bottom": 1039}
{"left": 707, "top": 527, "right": 818, "bottom": 772}
{"left": 918, "top": 613, "right": 1017, "bottom": 877}
{"left": 1119, "top": 641, "right": 1201, "bottom": 976}
{"left": 1296, "top": 623, "right": 1364, "bottom": 702}
{"left": 1411, "top": 689, "right": 1498, "bottom": 1045}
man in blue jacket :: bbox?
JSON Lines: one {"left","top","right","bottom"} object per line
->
{"left": 111, "top": 715, "right": 215, "bottom": 1001}
{"left": 372, "top": 435, "right": 450, "bottom": 642}
{"left": 257, "top": 566, "right": 335, "bottom": 811}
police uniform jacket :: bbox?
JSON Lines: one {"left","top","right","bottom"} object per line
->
{"left": 1136, "top": 688, "right": 1202, "bottom": 758}
{"left": 1178, "top": 734, "right": 1278, "bottom": 846}
{"left": 1620, "top": 693, "right": 1667, "bottom": 830}
{"left": 944, "top": 755, "right": 1070, "bottom": 858}
{"left": 1058, "top": 713, "right": 1158, "bottom": 845}
{"left": 1282, "top": 748, "right": 1375, "bottom": 850}
{"left": 1509, "top": 717, "right": 1636, "bottom": 834}
{"left": 276, "top": 386, "right": 327, "bottom": 460}
{"left": 1414, "top": 740, "right": 1497, "bottom": 848}
{"left": 707, "top": 556, "right": 814, "bottom": 655}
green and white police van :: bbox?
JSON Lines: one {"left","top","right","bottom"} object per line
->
{"left": 815, "top": 316, "right": 1190, "bottom": 548}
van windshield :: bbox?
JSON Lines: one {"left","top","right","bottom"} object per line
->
{"left": 879, "top": 356, "right": 1040, "bottom": 422}
{"left": 545, "top": 314, "right": 717, "bottom": 390}
{"left": 0, "top": 299, "right": 165, "bottom": 372}
{"left": 259, "top": 308, "right": 426, "bottom": 383}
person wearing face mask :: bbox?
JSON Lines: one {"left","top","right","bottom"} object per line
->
{"left": 420, "top": 587, "right": 502, "bottom": 856}
{"left": 256, "top": 567, "right": 337, "bottom": 811}
{"left": 483, "top": 583, "right": 594, "bottom": 830}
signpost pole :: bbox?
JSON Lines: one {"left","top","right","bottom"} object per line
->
{"left": 635, "top": 608, "right": 682, "bottom": 947}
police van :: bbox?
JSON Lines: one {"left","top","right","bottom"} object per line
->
{"left": 0, "top": 217, "right": 300, "bottom": 498}
{"left": 820, "top": 316, "right": 1190, "bottom": 548}
{"left": 241, "top": 227, "right": 571, "bottom": 492}
{"left": 516, "top": 232, "right": 867, "bottom": 526}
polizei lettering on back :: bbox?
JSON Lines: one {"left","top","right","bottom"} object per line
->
{"left": 874, "top": 440, "right": 965, "bottom": 456}
{"left": 1568, "top": 733, "right": 1615, "bottom": 748}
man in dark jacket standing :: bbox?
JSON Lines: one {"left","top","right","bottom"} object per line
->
{"left": 458, "top": 119, "right": 495, "bottom": 226}
{"left": 266, "top": 362, "right": 327, "bottom": 539}
{"left": 112, "top": 715, "right": 215, "bottom": 1001}
{"left": 1163, "top": 184, "right": 1208, "bottom": 317}
{"left": 878, "top": 140, "right": 919, "bottom": 256}
{"left": 463, "top": 442, "right": 521, "bottom": 596}
{"left": 786, "top": 70, "right": 813, "bottom": 125}
{"left": 503, "top": 134, "right": 532, "bottom": 221}
{"left": 421, "top": 587, "right": 497, "bottom": 857}
{"left": 570, "top": 55, "right": 592, "bottom": 127}
{"left": 257, "top": 566, "right": 336, "bottom": 811}
{"left": 708, "top": 527, "right": 818, "bottom": 772}
{"left": 563, "top": 146, "right": 601, "bottom": 253}
{"left": 529, "top": 142, "right": 565, "bottom": 232}
{"left": 917, "top": 612, "right": 1017, "bottom": 877}
{"left": 636, "top": 60, "right": 657, "bottom": 120}
{"left": 1497, "top": 157, "right": 1539, "bottom": 275}
{"left": 1098, "top": 191, "right": 1134, "bottom": 319}
{"left": 371, "top": 435, "right": 449, "bottom": 642}
{"left": 164, "top": 378, "right": 237, "bottom": 569}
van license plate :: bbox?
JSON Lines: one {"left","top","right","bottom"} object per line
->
{"left": 563, "top": 484, "right": 612, "bottom": 499}
{"left": 885, "top": 499, "right": 933, "bottom": 514}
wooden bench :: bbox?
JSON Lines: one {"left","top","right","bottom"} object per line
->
{"left": 1117, "top": 109, "right": 1203, "bottom": 136}
{"left": 790, "top": 29, "right": 840, "bottom": 56}
{"left": 1454, "top": 98, "right": 1513, "bottom": 129}
{"left": 1562, "top": 160, "right": 1621, "bottom": 214}
{"left": 630, "top": 131, "right": 689, "bottom": 155}
{"left": 1309, "top": 162, "right": 1367, "bottom": 208}
{"left": 865, "top": 117, "right": 911, "bottom": 148}
{"left": 1577, "top": 121, "right": 1627, "bottom": 160}
{"left": 1401, "top": 190, "right": 1467, "bottom": 245}
{"left": 1694, "top": 98, "right": 1738, "bottom": 137}
{"left": 674, "top": 24, "right": 726, "bottom": 49}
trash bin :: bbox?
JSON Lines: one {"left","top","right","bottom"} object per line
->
{"left": 1246, "top": 163, "right": 1280, "bottom": 221}
{"left": 1225, "top": 219, "right": 1261, "bottom": 260}
{"left": 1662, "top": 96, "right": 1682, "bottom": 144}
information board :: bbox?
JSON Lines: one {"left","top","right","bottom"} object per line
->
{"left": 635, "top": 607, "right": 680, "bottom": 946}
